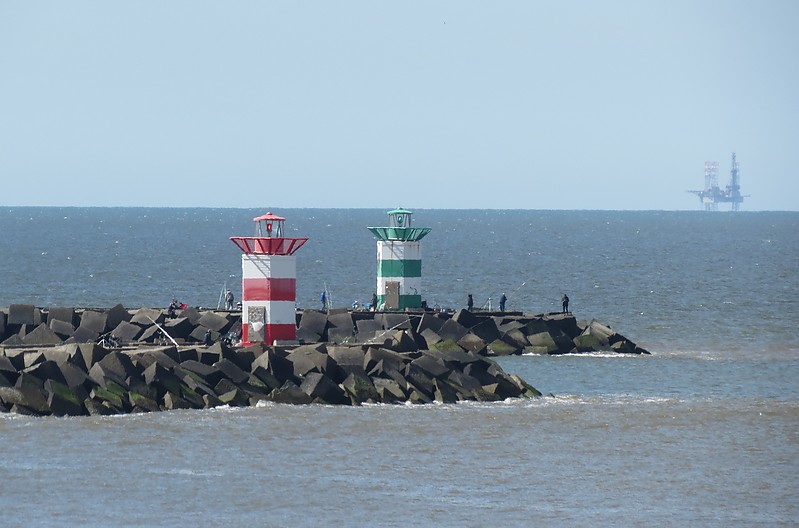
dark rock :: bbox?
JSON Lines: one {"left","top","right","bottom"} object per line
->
{"left": 163, "top": 317, "right": 194, "bottom": 339}
{"left": 130, "top": 308, "right": 164, "bottom": 326}
{"left": 270, "top": 380, "right": 313, "bottom": 404}
{"left": 251, "top": 348, "right": 294, "bottom": 388}
{"left": 327, "top": 311, "right": 353, "bottom": 331}
{"left": 49, "top": 318, "right": 75, "bottom": 340}
{"left": 411, "top": 354, "right": 450, "bottom": 379}
{"left": 433, "top": 378, "right": 459, "bottom": 403}
{"left": 341, "top": 372, "right": 378, "bottom": 403}
{"left": 22, "top": 323, "right": 63, "bottom": 345}
{"left": 111, "top": 321, "right": 143, "bottom": 342}
{"left": 457, "top": 333, "right": 487, "bottom": 355}
{"left": 327, "top": 327, "right": 355, "bottom": 344}
{"left": 573, "top": 334, "right": 606, "bottom": 352}
{"left": 45, "top": 379, "right": 85, "bottom": 416}
{"left": 217, "top": 387, "right": 249, "bottom": 406}
{"left": 163, "top": 391, "right": 193, "bottom": 410}
{"left": 363, "top": 347, "right": 405, "bottom": 374}
{"left": 487, "top": 339, "right": 520, "bottom": 356}
{"left": 287, "top": 344, "right": 334, "bottom": 378}
{"left": 180, "top": 360, "right": 225, "bottom": 387}
{"left": 213, "top": 359, "right": 249, "bottom": 385}
{"left": 72, "top": 325, "right": 99, "bottom": 343}
{"left": 98, "top": 352, "right": 140, "bottom": 384}
{"left": 143, "top": 362, "right": 182, "bottom": 395}
{"left": 106, "top": 304, "right": 131, "bottom": 330}
{"left": 47, "top": 307, "right": 76, "bottom": 326}
{"left": 527, "top": 332, "right": 558, "bottom": 353}
{"left": 129, "top": 391, "right": 160, "bottom": 412}
{"left": 381, "top": 313, "right": 412, "bottom": 330}
{"left": 300, "top": 372, "right": 348, "bottom": 404}
{"left": 416, "top": 312, "right": 445, "bottom": 334}
{"left": 437, "top": 318, "right": 469, "bottom": 342}
{"left": 295, "top": 326, "right": 321, "bottom": 344}
{"left": 197, "top": 311, "right": 229, "bottom": 333}
{"left": 24, "top": 360, "right": 67, "bottom": 386}
{"left": 12, "top": 372, "right": 50, "bottom": 413}
{"left": 327, "top": 346, "right": 367, "bottom": 380}
{"left": 452, "top": 308, "right": 479, "bottom": 329}
{"left": 9, "top": 304, "right": 36, "bottom": 326}
{"left": 373, "top": 378, "right": 406, "bottom": 403}
{"left": 178, "top": 306, "right": 202, "bottom": 325}
{"left": 78, "top": 342, "right": 109, "bottom": 370}
{"left": 355, "top": 319, "right": 382, "bottom": 337}
{"left": 79, "top": 310, "right": 108, "bottom": 334}
{"left": 386, "top": 330, "right": 418, "bottom": 353}
{"left": 469, "top": 318, "right": 501, "bottom": 343}
{"left": 431, "top": 339, "right": 467, "bottom": 354}
{"left": 298, "top": 310, "right": 327, "bottom": 337}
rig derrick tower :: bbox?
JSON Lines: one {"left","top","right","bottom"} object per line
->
{"left": 688, "top": 152, "right": 747, "bottom": 211}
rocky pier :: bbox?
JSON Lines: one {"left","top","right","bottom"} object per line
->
{"left": 0, "top": 304, "right": 649, "bottom": 416}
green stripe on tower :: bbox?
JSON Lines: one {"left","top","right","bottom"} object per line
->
{"left": 377, "top": 259, "right": 422, "bottom": 278}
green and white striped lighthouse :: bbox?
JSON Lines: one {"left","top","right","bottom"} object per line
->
{"left": 367, "top": 208, "right": 431, "bottom": 310}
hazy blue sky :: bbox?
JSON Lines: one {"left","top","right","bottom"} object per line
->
{"left": 1, "top": 1, "right": 797, "bottom": 210}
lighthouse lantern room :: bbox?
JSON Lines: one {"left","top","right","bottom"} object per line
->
{"left": 230, "top": 212, "right": 308, "bottom": 345}
{"left": 367, "top": 207, "right": 431, "bottom": 310}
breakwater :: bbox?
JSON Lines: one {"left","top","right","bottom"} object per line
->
{"left": 1, "top": 304, "right": 649, "bottom": 355}
{"left": 0, "top": 304, "right": 647, "bottom": 416}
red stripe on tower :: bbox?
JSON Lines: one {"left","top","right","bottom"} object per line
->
{"left": 242, "top": 278, "right": 297, "bottom": 301}
{"left": 230, "top": 212, "right": 308, "bottom": 346}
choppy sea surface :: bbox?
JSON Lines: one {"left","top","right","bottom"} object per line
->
{"left": 1, "top": 208, "right": 798, "bottom": 526}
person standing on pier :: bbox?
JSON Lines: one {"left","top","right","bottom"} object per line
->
{"left": 320, "top": 291, "right": 327, "bottom": 311}
{"left": 561, "top": 293, "right": 570, "bottom": 314}
{"left": 499, "top": 292, "right": 507, "bottom": 312}
{"left": 467, "top": 294, "right": 474, "bottom": 312}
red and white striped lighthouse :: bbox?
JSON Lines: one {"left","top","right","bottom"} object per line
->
{"left": 230, "top": 212, "right": 308, "bottom": 346}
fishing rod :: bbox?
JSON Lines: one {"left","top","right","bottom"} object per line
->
{"left": 480, "top": 279, "right": 529, "bottom": 310}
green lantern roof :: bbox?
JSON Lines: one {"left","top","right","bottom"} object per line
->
{"left": 368, "top": 207, "right": 431, "bottom": 241}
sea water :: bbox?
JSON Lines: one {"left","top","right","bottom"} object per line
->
{"left": 0, "top": 208, "right": 797, "bottom": 526}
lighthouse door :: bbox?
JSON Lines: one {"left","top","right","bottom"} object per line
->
{"left": 384, "top": 281, "right": 400, "bottom": 310}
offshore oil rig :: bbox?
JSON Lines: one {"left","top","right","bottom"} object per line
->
{"left": 688, "top": 152, "right": 747, "bottom": 211}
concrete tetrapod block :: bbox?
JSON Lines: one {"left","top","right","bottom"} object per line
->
{"left": 416, "top": 313, "right": 445, "bottom": 334}
{"left": 298, "top": 310, "right": 327, "bottom": 337}
{"left": 9, "top": 304, "right": 36, "bottom": 326}
{"left": 97, "top": 352, "right": 141, "bottom": 385}
{"left": 381, "top": 313, "right": 411, "bottom": 330}
{"left": 286, "top": 344, "right": 334, "bottom": 378}
{"left": 341, "top": 372, "right": 378, "bottom": 404}
{"left": 45, "top": 379, "right": 85, "bottom": 416}
{"left": 22, "top": 323, "right": 63, "bottom": 346}
{"left": 111, "top": 321, "right": 143, "bottom": 342}
{"left": 300, "top": 372, "right": 348, "bottom": 404}
{"left": 78, "top": 343, "right": 110, "bottom": 370}
{"left": 437, "top": 318, "right": 469, "bottom": 343}
{"left": 130, "top": 308, "right": 165, "bottom": 326}
{"left": 355, "top": 319, "right": 382, "bottom": 337}
{"left": 178, "top": 306, "right": 202, "bottom": 325}
{"left": 364, "top": 347, "right": 406, "bottom": 375}
{"left": 410, "top": 353, "right": 450, "bottom": 379}
{"left": 270, "top": 380, "right": 313, "bottom": 405}
{"left": 180, "top": 360, "right": 225, "bottom": 388}
{"left": 457, "top": 333, "right": 487, "bottom": 355}
{"left": 106, "top": 304, "right": 131, "bottom": 330}
{"left": 327, "top": 346, "right": 367, "bottom": 380}
{"left": 469, "top": 318, "right": 501, "bottom": 344}
{"left": 47, "top": 307, "right": 76, "bottom": 326}
{"left": 197, "top": 311, "right": 229, "bottom": 333}
{"left": 327, "top": 311, "right": 353, "bottom": 330}
{"left": 212, "top": 359, "right": 250, "bottom": 385}
{"left": 50, "top": 319, "right": 75, "bottom": 340}
{"left": 72, "top": 326, "right": 99, "bottom": 344}
{"left": 163, "top": 317, "right": 194, "bottom": 340}
{"left": 295, "top": 326, "right": 321, "bottom": 344}
{"left": 452, "top": 308, "right": 479, "bottom": 329}
{"left": 79, "top": 310, "right": 108, "bottom": 334}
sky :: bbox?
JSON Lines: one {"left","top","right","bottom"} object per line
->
{"left": 1, "top": 1, "right": 797, "bottom": 210}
